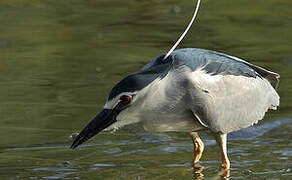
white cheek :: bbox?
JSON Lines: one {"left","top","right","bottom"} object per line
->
{"left": 106, "top": 107, "right": 140, "bottom": 132}
{"left": 116, "top": 105, "right": 140, "bottom": 123}
{"left": 116, "top": 110, "right": 126, "bottom": 121}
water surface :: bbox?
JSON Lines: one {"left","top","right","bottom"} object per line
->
{"left": 0, "top": 0, "right": 291, "bottom": 179}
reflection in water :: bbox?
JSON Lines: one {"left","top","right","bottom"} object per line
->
{"left": 2, "top": 118, "right": 291, "bottom": 179}
{"left": 32, "top": 167, "right": 79, "bottom": 180}
{"left": 193, "top": 164, "right": 204, "bottom": 179}
{"left": 192, "top": 164, "right": 230, "bottom": 180}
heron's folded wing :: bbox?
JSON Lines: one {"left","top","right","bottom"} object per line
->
{"left": 170, "top": 48, "right": 280, "bottom": 89}
{"left": 188, "top": 70, "right": 279, "bottom": 134}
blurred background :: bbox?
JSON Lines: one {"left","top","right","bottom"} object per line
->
{"left": 0, "top": 0, "right": 291, "bottom": 179}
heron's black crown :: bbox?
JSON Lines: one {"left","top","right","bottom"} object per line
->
{"left": 108, "top": 55, "right": 171, "bottom": 101}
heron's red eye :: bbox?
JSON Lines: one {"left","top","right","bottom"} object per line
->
{"left": 120, "top": 95, "right": 131, "bottom": 105}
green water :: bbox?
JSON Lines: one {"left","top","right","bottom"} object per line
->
{"left": 0, "top": 0, "right": 291, "bottom": 179}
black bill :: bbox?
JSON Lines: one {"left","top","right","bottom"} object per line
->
{"left": 70, "top": 109, "right": 117, "bottom": 149}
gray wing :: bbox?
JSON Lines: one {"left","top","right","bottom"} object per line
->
{"left": 170, "top": 48, "right": 279, "bottom": 89}
{"left": 143, "top": 48, "right": 279, "bottom": 90}
{"left": 168, "top": 48, "right": 280, "bottom": 133}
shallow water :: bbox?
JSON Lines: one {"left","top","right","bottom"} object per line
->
{"left": 0, "top": 0, "right": 291, "bottom": 179}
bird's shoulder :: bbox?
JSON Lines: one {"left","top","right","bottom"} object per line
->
{"left": 141, "top": 48, "right": 279, "bottom": 89}
{"left": 170, "top": 48, "right": 261, "bottom": 78}
{"left": 142, "top": 48, "right": 259, "bottom": 78}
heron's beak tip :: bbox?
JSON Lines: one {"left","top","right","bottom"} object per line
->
{"left": 69, "top": 109, "right": 117, "bottom": 149}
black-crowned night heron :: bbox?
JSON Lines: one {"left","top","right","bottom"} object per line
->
{"left": 70, "top": 48, "right": 280, "bottom": 169}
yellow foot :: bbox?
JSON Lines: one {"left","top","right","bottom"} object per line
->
{"left": 218, "top": 167, "right": 230, "bottom": 178}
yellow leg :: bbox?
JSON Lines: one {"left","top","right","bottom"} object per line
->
{"left": 214, "top": 133, "right": 230, "bottom": 170}
{"left": 190, "top": 132, "right": 204, "bottom": 166}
